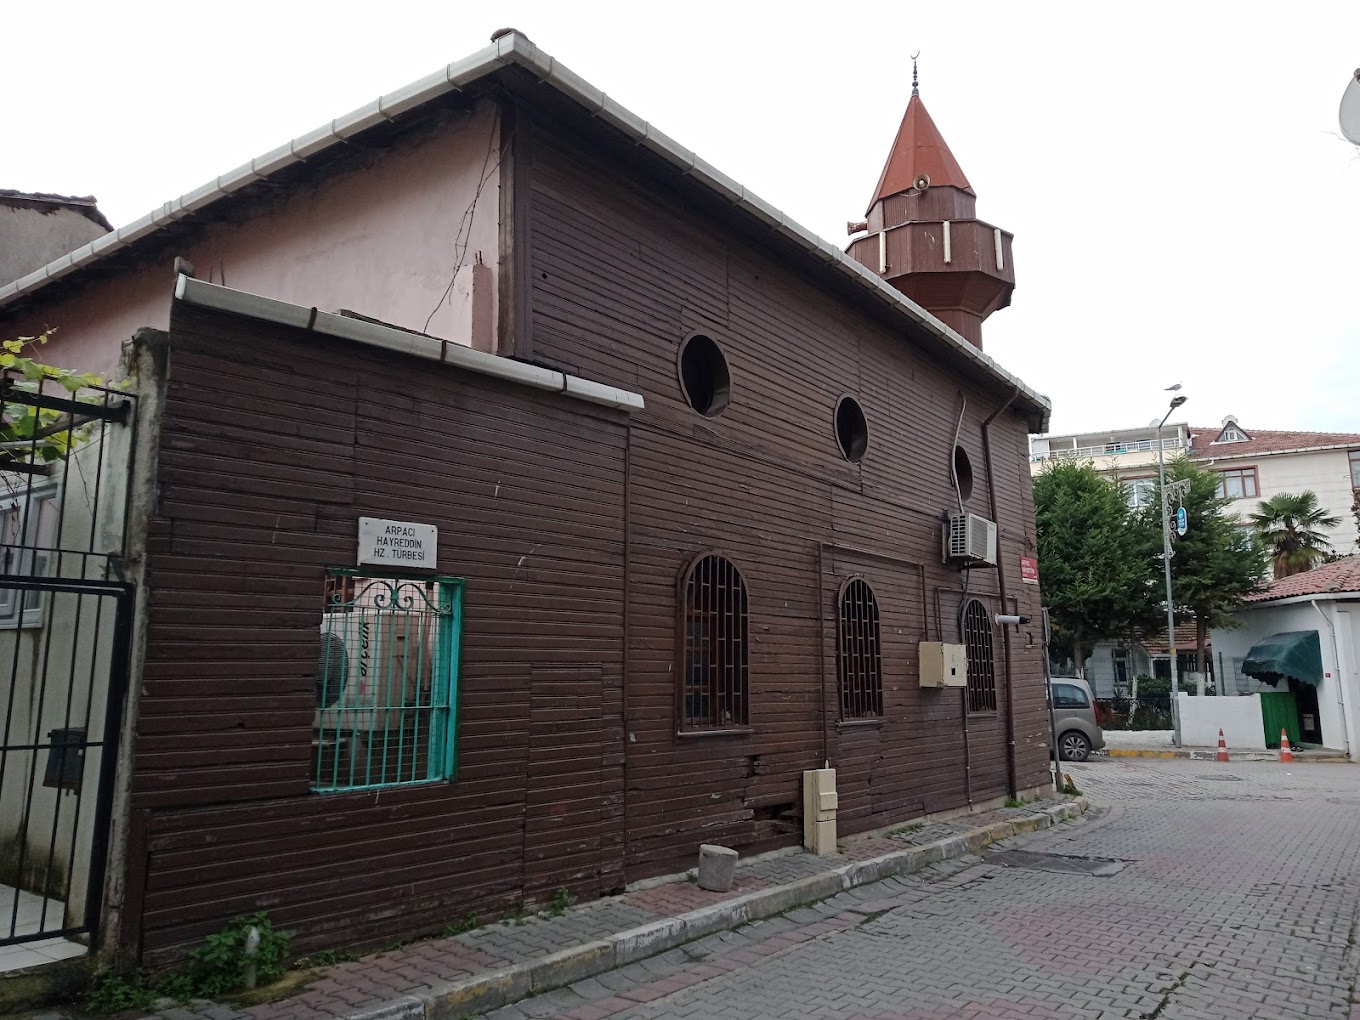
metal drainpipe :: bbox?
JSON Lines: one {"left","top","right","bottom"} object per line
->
{"left": 621, "top": 421, "right": 633, "bottom": 865}
{"left": 817, "top": 542, "right": 830, "bottom": 766}
{"left": 1311, "top": 600, "right": 1353, "bottom": 757}
{"left": 981, "top": 386, "right": 1021, "bottom": 797}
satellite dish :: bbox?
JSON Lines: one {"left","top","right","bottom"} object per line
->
{"left": 1341, "top": 68, "right": 1360, "bottom": 146}
{"left": 913, "top": 173, "right": 930, "bottom": 192}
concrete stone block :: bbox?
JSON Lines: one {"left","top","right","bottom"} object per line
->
{"left": 984, "top": 821, "right": 1015, "bottom": 844}
{"left": 964, "top": 827, "right": 994, "bottom": 851}
{"left": 528, "top": 941, "right": 615, "bottom": 991}
{"left": 680, "top": 898, "right": 750, "bottom": 940}
{"left": 428, "top": 965, "right": 533, "bottom": 1020}
{"left": 611, "top": 919, "right": 685, "bottom": 966}
{"left": 345, "top": 997, "right": 425, "bottom": 1020}
{"left": 697, "top": 843, "right": 738, "bottom": 891}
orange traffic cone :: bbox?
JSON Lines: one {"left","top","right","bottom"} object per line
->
{"left": 1280, "top": 730, "right": 1294, "bottom": 764}
{"left": 1216, "top": 728, "right": 1230, "bottom": 762}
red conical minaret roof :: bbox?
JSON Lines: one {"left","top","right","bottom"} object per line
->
{"left": 846, "top": 62, "right": 1014, "bottom": 351}
{"left": 867, "top": 92, "right": 974, "bottom": 214}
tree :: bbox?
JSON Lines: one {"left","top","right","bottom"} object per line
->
{"left": 1142, "top": 459, "right": 1265, "bottom": 678}
{"left": 1249, "top": 491, "right": 1341, "bottom": 579}
{"left": 1034, "top": 461, "right": 1161, "bottom": 677}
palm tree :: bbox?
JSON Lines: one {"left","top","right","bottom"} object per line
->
{"left": 1249, "top": 491, "right": 1341, "bottom": 579}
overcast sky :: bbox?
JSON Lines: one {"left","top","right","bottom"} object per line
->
{"left": 6, "top": 1, "right": 1358, "bottom": 437}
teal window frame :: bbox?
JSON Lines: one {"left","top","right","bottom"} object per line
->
{"left": 313, "top": 568, "right": 464, "bottom": 793}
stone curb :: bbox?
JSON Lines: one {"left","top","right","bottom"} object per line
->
{"left": 1106, "top": 747, "right": 1350, "bottom": 763}
{"left": 419, "top": 797, "right": 1089, "bottom": 1020}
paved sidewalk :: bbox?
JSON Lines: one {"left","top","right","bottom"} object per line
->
{"left": 45, "top": 796, "right": 1090, "bottom": 1020}
{"left": 1105, "top": 745, "right": 1348, "bottom": 762}
{"left": 475, "top": 758, "right": 1360, "bottom": 1020}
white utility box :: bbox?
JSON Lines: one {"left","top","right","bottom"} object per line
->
{"left": 919, "top": 641, "right": 968, "bottom": 688}
{"left": 802, "top": 768, "right": 838, "bottom": 855}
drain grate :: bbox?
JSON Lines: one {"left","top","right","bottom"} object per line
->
{"left": 986, "top": 850, "right": 1128, "bottom": 877}
{"left": 1199, "top": 775, "right": 1244, "bottom": 782}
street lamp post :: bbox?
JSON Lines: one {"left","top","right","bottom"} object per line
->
{"left": 1156, "top": 394, "right": 1187, "bottom": 745}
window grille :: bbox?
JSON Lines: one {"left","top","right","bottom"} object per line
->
{"left": 963, "top": 599, "right": 996, "bottom": 713}
{"left": 314, "top": 572, "right": 462, "bottom": 792}
{"left": 680, "top": 554, "right": 749, "bottom": 730}
{"left": 838, "top": 578, "right": 883, "bottom": 718}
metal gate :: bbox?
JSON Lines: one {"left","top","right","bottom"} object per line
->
{"left": 0, "top": 368, "right": 137, "bottom": 950}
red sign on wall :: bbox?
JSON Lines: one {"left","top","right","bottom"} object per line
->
{"left": 1020, "top": 556, "right": 1040, "bottom": 585}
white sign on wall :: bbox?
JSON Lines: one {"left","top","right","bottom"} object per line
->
{"left": 357, "top": 517, "right": 438, "bottom": 569}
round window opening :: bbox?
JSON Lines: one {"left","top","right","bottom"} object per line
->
{"left": 835, "top": 396, "right": 869, "bottom": 463}
{"left": 679, "top": 334, "right": 731, "bottom": 417}
{"left": 954, "top": 445, "right": 975, "bottom": 501}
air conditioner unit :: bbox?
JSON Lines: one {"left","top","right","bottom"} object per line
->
{"left": 944, "top": 513, "right": 998, "bottom": 565}
{"left": 316, "top": 614, "right": 422, "bottom": 733}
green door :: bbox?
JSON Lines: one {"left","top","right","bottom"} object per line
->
{"left": 1260, "top": 691, "right": 1300, "bottom": 748}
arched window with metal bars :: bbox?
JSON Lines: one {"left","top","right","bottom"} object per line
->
{"left": 679, "top": 554, "right": 749, "bottom": 730}
{"left": 963, "top": 598, "right": 997, "bottom": 713}
{"left": 838, "top": 577, "right": 883, "bottom": 718}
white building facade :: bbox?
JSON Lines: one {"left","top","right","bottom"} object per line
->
{"left": 1209, "top": 558, "right": 1360, "bottom": 761}
{"left": 1031, "top": 417, "right": 1360, "bottom": 687}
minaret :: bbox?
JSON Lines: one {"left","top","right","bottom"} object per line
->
{"left": 846, "top": 60, "right": 1014, "bottom": 349}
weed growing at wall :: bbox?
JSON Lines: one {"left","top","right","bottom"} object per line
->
{"left": 186, "top": 911, "right": 292, "bottom": 998}
{"left": 83, "top": 971, "right": 159, "bottom": 1013}
{"left": 83, "top": 912, "right": 294, "bottom": 1013}
{"left": 440, "top": 913, "right": 478, "bottom": 938}
{"left": 545, "top": 887, "right": 574, "bottom": 918}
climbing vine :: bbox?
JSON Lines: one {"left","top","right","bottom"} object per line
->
{"left": 0, "top": 330, "right": 111, "bottom": 464}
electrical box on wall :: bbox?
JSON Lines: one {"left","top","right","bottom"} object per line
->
{"left": 802, "top": 767, "right": 838, "bottom": 856}
{"left": 919, "top": 642, "right": 968, "bottom": 688}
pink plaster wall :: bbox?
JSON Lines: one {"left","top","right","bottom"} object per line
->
{"left": 2, "top": 101, "right": 501, "bottom": 376}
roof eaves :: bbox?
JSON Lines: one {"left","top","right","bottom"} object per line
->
{"left": 1244, "top": 590, "right": 1360, "bottom": 607}
{"left": 1190, "top": 441, "right": 1360, "bottom": 461}
{"left": 0, "top": 31, "right": 1051, "bottom": 430}
{"left": 0, "top": 37, "right": 508, "bottom": 313}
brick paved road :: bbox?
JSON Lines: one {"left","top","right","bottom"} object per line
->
{"left": 484, "top": 759, "right": 1360, "bottom": 1020}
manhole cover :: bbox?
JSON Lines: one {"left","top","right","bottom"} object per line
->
{"left": 986, "top": 851, "right": 1127, "bottom": 877}
{"left": 1199, "top": 775, "right": 1244, "bottom": 782}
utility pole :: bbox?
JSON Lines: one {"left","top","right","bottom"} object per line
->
{"left": 1156, "top": 392, "right": 1188, "bottom": 745}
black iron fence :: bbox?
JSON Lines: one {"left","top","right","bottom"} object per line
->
{"left": 0, "top": 369, "right": 138, "bottom": 948}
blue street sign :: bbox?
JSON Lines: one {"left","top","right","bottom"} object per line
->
{"left": 1175, "top": 506, "right": 1188, "bottom": 536}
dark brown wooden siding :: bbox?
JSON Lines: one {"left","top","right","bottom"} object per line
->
{"left": 526, "top": 119, "right": 1050, "bottom": 878}
{"left": 134, "top": 302, "right": 629, "bottom": 966}
{"left": 128, "top": 99, "right": 1050, "bottom": 965}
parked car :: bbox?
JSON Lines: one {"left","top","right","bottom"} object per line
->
{"left": 1050, "top": 676, "right": 1105, "bottom": 762}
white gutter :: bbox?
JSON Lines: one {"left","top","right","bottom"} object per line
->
{"left": 1311, "top": 600, "right": 1354, "bottom": 757}
{"left": 2, "top": 32, "right": 1049, "bottom": 431}
{"left": 173, "top": 275, "right": 644, "bottom": 413}
{"left": 1244, "top": 591, "right": 1360, "bottom": 608}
